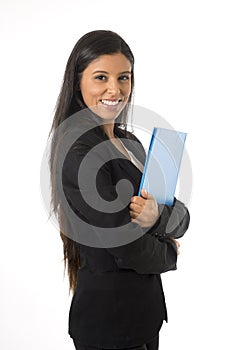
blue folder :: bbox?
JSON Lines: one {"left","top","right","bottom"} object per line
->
{"left": 138, "top": 127, "right": 187, "bottom": 206}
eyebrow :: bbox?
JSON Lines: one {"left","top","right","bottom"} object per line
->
{"left": 92, "top": 70, "right": 132, "bottom": 75}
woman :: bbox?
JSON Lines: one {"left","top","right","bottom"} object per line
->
{"left": 49, "top": 30, "right": 190, "bottom": 350}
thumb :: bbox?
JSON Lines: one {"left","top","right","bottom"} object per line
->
{"left": 141, "top": 189, "right": 156, "bottom": 201}
{"left": 141, "top": 188, "right": 148, "bottom": 199}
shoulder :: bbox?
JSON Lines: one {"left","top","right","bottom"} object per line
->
{"left": 63, "top": 126, "right": 111, "bottom": 171}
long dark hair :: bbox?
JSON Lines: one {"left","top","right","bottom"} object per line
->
{"left": 49, "top": 30, "right": 135, "bottom": 294}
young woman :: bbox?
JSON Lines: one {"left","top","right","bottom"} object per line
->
{"left": 49, "top": 30, "right": 190, "bottom": 350}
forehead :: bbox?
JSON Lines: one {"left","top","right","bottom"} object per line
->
{"left": 84, "top": 53, "right": 132, "bottom": 73}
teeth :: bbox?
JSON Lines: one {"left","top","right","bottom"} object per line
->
{"left": 101, "top": 99, "right": 121, "bottom": 106}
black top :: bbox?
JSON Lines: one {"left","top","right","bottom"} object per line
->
{"left": 60, "top": 114, "right": 190, "bottom": 349}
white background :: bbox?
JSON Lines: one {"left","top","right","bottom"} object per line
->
{"left": 1, "top": 0, "right": 233, "bottom": 349}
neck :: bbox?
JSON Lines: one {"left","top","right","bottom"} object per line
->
{"left": 103, "top": 123, "right": 115, "bottom": 139}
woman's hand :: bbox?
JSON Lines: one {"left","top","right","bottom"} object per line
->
{"left": 129, "top": 189, "right": 159, "bottom": 228}
{"left": 170, "top": 237, "right": 180, "bottom": 255}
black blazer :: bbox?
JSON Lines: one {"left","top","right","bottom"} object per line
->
{"left": 61, "top": 115, "right": 190, "bottom": 348}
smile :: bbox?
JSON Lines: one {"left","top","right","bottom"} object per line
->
{"left": 100, "top": 99, "right": 122, "bottom": 106}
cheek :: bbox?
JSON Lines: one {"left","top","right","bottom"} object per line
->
{"left": 124, "top": 81, "right": 132, "bottom": 94}
{"left": 124, "top": 84, "right": 132, "bottom": 100}
{"left": 81, "top": 84, "right": 101, "bottom": 105}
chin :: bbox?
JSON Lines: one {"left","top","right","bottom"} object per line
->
{"left": 90, "top": 105, "right": 124, "bottom": 122}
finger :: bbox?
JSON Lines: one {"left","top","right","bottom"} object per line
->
{"left": 140, "top": 188, "right": 148, "bottom": 199}
{"left": 131, "top": 196, "right": 146, "bottom": 206}
{"left": 130, "top": 211, "right": 139, "bottom": 219}
{"left": 129, "top": 202, "right": 144, "bottom": 213}
{"left": 143, "top": 190, "right": 157, "bottom": 202}
{"left": 140, "top": 190, "right": 158, "bottom": 207}
{"left": 175, "top": 239, "right": 180, "bottom": 249}
{"left": 170, "top": 238, "right": 181, "bottom": 253}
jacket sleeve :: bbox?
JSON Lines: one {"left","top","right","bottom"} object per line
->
{"left": 61, "top": 143, "right": 178, "bottom": 275}
{"left": 147, "top": 198, "right": 190, "bottom": 239}
{"left": 107, "top": 230, "right": 178, "bottom": 274}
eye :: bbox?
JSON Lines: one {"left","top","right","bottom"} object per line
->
{"left": 118, "top": 75, "right": 130, "bottom": 81}
{"left": 94, "top": 75, "right": 107, "bottom": 81}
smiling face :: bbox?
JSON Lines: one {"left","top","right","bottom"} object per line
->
{"left": 80, "top": 52, "right": 132, "bottom": 121}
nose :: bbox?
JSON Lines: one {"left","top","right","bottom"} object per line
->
{"left": 106, "top": 77, "right": 120, "bottom": 95}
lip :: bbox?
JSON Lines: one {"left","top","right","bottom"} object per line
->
{"left": 99, "top": 98, "right": 123, "bottom": 110}
{"left": 101, "top": 99, "right": 121, "bottom": 101}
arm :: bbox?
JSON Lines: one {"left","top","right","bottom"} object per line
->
{"left": 107, "top": 230, "right": 178, "bottom": 274}
{"left": 62, "top": 143, "right": 178, "bottom": 274}
{"left": 152, "top": 198, "right": 190, "bottom": 239}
